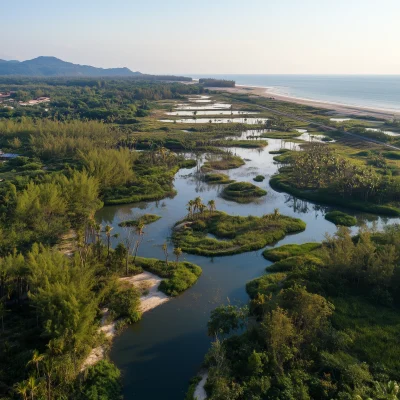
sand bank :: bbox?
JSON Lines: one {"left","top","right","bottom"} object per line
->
{"left": 218, "top": 86, "right": 400, "bottom": 120}
{"left": 82, "top": 271, "right": 169, "bottom": 370}
{"left": 194, "top": 372, "right": 208, "bottom": 400}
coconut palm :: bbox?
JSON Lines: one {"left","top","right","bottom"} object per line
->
{"left": 173, "top": 247, "right": 183, "bottom": 263}
{"left": 104, "top": 225, "right": 113, "bottom": 258}
{"left": 194, "top": 197, "right": 202, "bottom": 216}
{"left": 208, "top": 200, "right": 216, "bottom": 215}
{"left": 187, "top": 200, "right": 195, "bottom": 219}
{"left": 162, "top": 243, "right": 169, "bottom": 267}
{"left": 133, "top": 222, "right": 145, "bottom": 263}
{"left": 27, "top": 350, "right": 44, "bottom": 377}
{"left": 26, "top": 376, "right": 38, "bottom": 400}
{"left": 14, "top": 381, "right": 29, "bottom": 400}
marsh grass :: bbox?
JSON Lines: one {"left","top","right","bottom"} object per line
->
{"left": 221, "top": 182, "right": 267, "bottom": 203}
{"left": 325, "top": 211, "right": 357, "bottom": 227}
{"left": 133, "top": 257, "right": 202, "bottom": 296}
{"left": 172, "top": 211, "right": 306, "bottom": 256}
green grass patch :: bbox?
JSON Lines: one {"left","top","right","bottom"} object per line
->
{"left": 270, "top": 173, "right": 400, "bottom": 216}
{"left": 260, "top": 131, "right": 302, "bottom": 139}
{"left": 201, "top": 155, "right": 245, "bottom": 172}
{"left": 253, "top": 175, "right": 265, "bottom": 182}
{"left": 179, "top": 159, "right": 197, "bottom": 168}
{"left": 331, "top": 295, "right": 400, "bottom": 377}
{"left": 263, "top": 242, "right": 321, "bottom": 262}
{"left": 172, "top": 211, "right": 306, "bottom": 256}
{"left": 325, "top": 211, "right": 357, "bottom": 226}
{"left": 118, "top": 214, "right": 161, "bottom": 227}
{"left": 133, "top": 257, "right": 202, "bottom": 296}
{"left": 222, "top": 182, "right": 267, "bottom": 202}
{"left": 204, "top": 173, "right": 235, "bottom": 184}
{"left": 269, "top": 149, "right": 290, "bottom": 155}
{"left": 267, "top": 254, "right": 324, "bottom": 273}
{"left": 246, "top": 272, "right": 287, "bottom": 299}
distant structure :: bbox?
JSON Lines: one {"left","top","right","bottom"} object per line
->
{"left": 19, "top": 97, "right": 50, "bottom": 106}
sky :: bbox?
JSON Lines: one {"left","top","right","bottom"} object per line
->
{"left": 2, "top": 0, "right": 400, "bottom": 75}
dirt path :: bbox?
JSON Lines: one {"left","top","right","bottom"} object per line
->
{"left": 194, "top": 372, "right": 208, "bottom": 400}
{"left": 81, "top": 271, "right": 169, "bottom": 370}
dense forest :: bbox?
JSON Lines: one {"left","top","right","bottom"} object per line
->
{"left": 0, "top": 78, "right": 205, "bottom": 399}
{"left": 199, "top": 79, "right": 236, "bottom": 88}
{"left": 202, "top": 225, "right": 400, "bottom": 399}
{"left": 0, "top": 77, "right": 202, "bottom": 122}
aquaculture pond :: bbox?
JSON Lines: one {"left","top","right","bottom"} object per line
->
{"left": 97, "top": 135, "right": 397, "bottom": 400}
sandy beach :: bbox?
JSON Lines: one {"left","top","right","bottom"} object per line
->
{"left": 81, "top": 272, "right": 169, "bottom": 370}
{"left": 219, "top": 86, "right": 400, "bottom": 120}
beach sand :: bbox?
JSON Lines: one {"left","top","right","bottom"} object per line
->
{"left": 81, "top": 271, "right": 169, "bottom": 370}
{"left": 218, "top": 86, "right": 400, "bottom": 120}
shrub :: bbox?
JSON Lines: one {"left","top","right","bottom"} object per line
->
{"left": 253, "top": 175, "right": 265, "bottom": 182}
{"left": 325, "top": 211, "right": 357, "bottom": 227}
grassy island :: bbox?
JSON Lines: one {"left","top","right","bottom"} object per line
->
{"left": 204, "top": 173, "right": 235, "bottom": 184}
{"left": 325, "top": 210, "right": 357, "bottom": 226}
{"left": 222, "top": 182, "right": 267, "bottom": 202}
{"left": 270, "top": 143, "right": 400, "bottom": 216}
{"left": 263, "top": 242, "right": 321, "bottom": 261}
{"left": 133, "top": 257, "right": 202, "bottom": 296}
{"left": 172, "top": 209, "right": 306, "bottom": 256}
{"left": 118, "top": 214, "right": 161, "bottom": 227}
{"left": 201, "top": 154, "right": 245, "bottom": 172}
{"left": 253, "top": 175, "right": 265, "bottom": 182}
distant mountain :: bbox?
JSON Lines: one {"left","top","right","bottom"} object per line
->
{"left": 0, "top": 56, "right": 141, "bottom": 77}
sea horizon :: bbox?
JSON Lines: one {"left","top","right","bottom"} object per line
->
{"left": 186, "top": 74, "right": 400, "bottom": 113}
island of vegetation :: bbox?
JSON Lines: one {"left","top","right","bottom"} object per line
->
{"left": 201, "top": 225, "right": 400, "bottom": 399}
{"left": 118, "top": 214, "right": 161, "bottom": 227}
{"left": 253, "top": 175, "right": 265, "bottom": 182}
{"left": 201, "top": 153, "right": 245, "bottom": 172}
{"left": 325, "top": 210, "right": 357, "bottom": 226}
{"left": 173, "top": 201, "right": 306, "bottom": 256}
{"left": 204, "top": 173, "right": 235, "bottom": 184}
{"left": 270, "top": 143, "right": 400, "bottom": 216}
{"left": 222, "top": 181, "right": 267, "bottom": 202}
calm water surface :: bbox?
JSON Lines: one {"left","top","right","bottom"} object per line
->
{"left": 97, "top": 134, "right": 396, "bottom": 400}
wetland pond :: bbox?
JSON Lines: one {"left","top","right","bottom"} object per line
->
{"left": 97, "top": 133, "right": 397, "bottom": 399}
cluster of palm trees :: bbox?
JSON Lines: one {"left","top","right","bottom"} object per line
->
{"left": 186, "top": 197, "right": 216, "bottom": 220}
{"left": 14, "top": 350, "right": 44, "bottom": 400}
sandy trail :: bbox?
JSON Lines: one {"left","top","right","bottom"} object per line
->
{"left": 82, "top": 271, "right": 169, "bottom": 370}
{"left": 194, "top": 372, "right": 208, "bottom": 400}
{"left": 219, "top": 86, "right": 399, "bottom": 120}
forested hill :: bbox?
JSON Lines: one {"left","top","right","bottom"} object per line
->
{"left": 0, "top": 56, "right": 140, "bottom": 77}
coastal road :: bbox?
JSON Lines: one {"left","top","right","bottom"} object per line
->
{"left": 224, "top": 94, "right": 400, "bottom": 152}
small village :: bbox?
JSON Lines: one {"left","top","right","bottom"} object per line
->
{"left": 0, "top": 91, "right": 50, "bottom": 109}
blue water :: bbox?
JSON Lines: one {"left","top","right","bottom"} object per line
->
{"left": 190, "top": 75, "right": 400, "bottom": 112}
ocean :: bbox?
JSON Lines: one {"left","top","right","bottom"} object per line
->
{"left": 190, "top": 75, "right": 400, "bottom": 113}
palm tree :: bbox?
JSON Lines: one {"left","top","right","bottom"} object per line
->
{"left": 173, "top": 247, "right": 182, "bottom": 263}
{"left": 133, "top": 222, "right": 145, "bottom": 263}
{"left": 104, "top": 225, "right": 113, "bottom": 258}
{"left": 208, "top": 200, "right": 216, "bottom": 215}
{"left": 27, "top": 350, "right": 44, "bottom": 377}
{"left": 273, "top": 208, "right": 280, "bottom": 220}
{"left": 194, "top": 197, "right": 202, "bottom": 217}
{"left": 187, "top": 200, "right": 194, "bottom": 219}
{"left": 199, "top": 203, "right": 207, "bottom": 218}
{"left": 162, "top": 243, "right": 169, "bottom": 267}
{"left": 14, "top": 381, "right": 29, "bottom": 400}
{"left": 27, "top": 376, "right": 38, "bottom": 400}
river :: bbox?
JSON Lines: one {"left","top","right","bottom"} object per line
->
{"left": 95, "top": 134, "right": 392, "bottom": 399}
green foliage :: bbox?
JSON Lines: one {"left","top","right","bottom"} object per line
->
{"left": 80, "top": 148, "right": 135, "bottom": 189}
{"left": 325, "top": 211, "right": 357, "bottom": 226}
{"left": 132, "top": 257, "right": 202, "bottom": 296}
{"left": 263, "top": 243, "right": 321, "bottom": 262}
{"left": 76, "top": 360, "right": 122, "bottom": 400}
{"left": 201, "top": 154, "right": 245, "bottom": 172}
{"left": 222, "top": 182, "right": 267, "bottom": 202}
{"left": 253, "top": 175, "right": 265, "bottom": 182}
{"left": 208, "top": 305, "right": 248, "bottom": 336}
{"left": 204, "top": 173, "right": 235, "bottom": 184}
{"left": 173, "top": 211, "right": 306, "bottom": 256}
{"left": 108, "top": 281, "right": 141, "bottom": 323}
{"left": 118, "top": 214, "right": 161, "bottom": 227}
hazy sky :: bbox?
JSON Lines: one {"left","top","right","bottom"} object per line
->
{"left": 2, "top": 0, "right": 400, "bottom": 74}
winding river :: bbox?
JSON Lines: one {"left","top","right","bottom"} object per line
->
{"left": 95, "top": 133, "right": 393, "bottom": 399}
